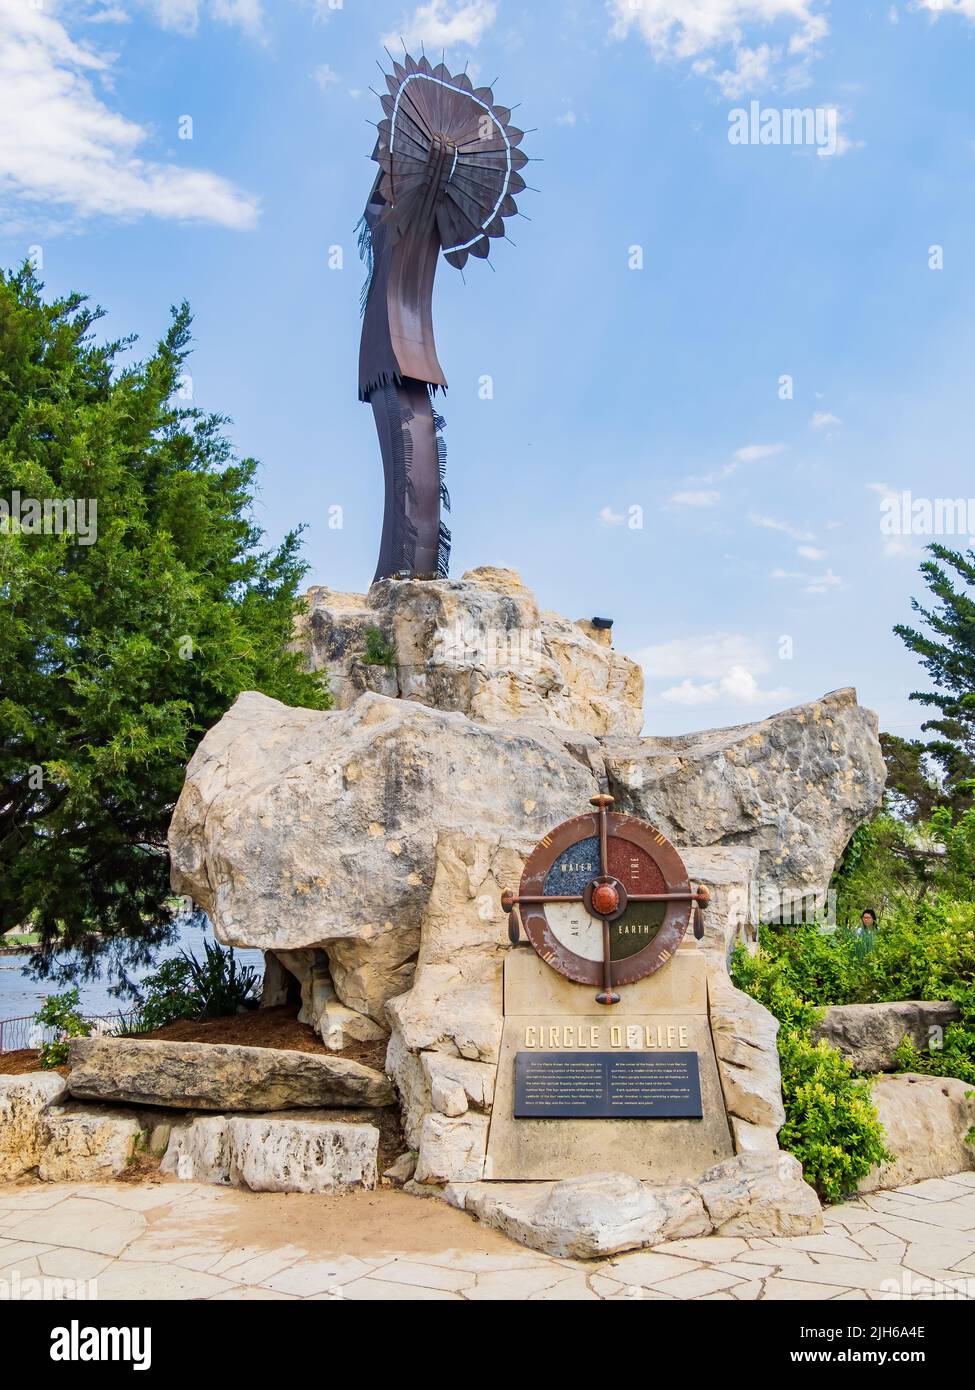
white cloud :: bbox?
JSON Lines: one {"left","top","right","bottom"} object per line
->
{"left": 145, "top": 0, "right": 201, "bottom": 34}
{"left": 608, "top": 0, "right": 830, "bottom": 94}
{"left": 797, "top": 544, "right": 826, "bottom": 560}
{"left": 749, "top": 512, "right": 816, "bottom": 543}
{"left": 635, "top": 633, "right": 788, "bottom": 707}
{"left": 670, "top": 490, "right": 720, "bottom": 507}
{"left": 913, "top": 1, "right": 975, "bottom": 19}
{"left": 313, "top": 63, "right": 340, "bottom": 90}
{"left": 687, "top": 441, "right": 785, "bottom": 486}
{"left": 734, "top": 441, "right": 786, "bottom": 462}
{"left": 0, "top": 1, "right": 259, "bottom": 230}
{"left": 659, "top": 665, "right": 789, "bottom": 707}
{"left": 86, "top": 6, "right": 131, "bottom": 22}
{"left": 636, "top": 633, "right": 793, "bottom": 714}
{"left": 142, "top": 0, "right": 265, "bottom": 38}
{"left": 598, "top": 505, "right": 625, "bottom": 526}
{"left": 383, "top": 0, "right": 497, "bottom": 51}
{"left": 557, "top": 110, "right": 578, "bottom": 126}
{"left": 810, "top": 411, "right": 841, "bottom": 429}
{"left": 804, "top": 568, "right": 843, "bottom": 594}
{"left": 772, "top": 564, "right": 844, "bottom": 593}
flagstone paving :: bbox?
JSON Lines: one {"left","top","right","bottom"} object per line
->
{"left": 1, "top": 1173, "right": 974, "bottom": 1300}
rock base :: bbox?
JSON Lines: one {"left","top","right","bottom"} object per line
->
{"left": 438, "top": 1153, "right": 822, "bottom": 1259}
{"left": 161, "top": 1111, "right": 380, "bottom": 1193}
{"left": 860, "top": 1074, "right": 975, "bottom": 1191}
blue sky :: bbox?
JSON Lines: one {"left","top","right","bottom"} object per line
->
{"left": 2, "top": 0, "right": 974, "bottom": 737}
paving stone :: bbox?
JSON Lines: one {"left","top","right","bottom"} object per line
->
{"left": 764, "top": 1276, "right": 854, "bottom": 1300}
{"left": 210, "top": 1287, "right": 301, "bottom": 1300}
{"left": 466, "top": 1265, "right": 580, "bottom": 1300}
{"left": 209, "top": 1246, "right": 307, "bottom": 1284}
{"left": 340, "top": 1276, "right": 462, "bottom": 1301}
{"left": 4, "top": 1197, "right": 145, "bottom": 1257}
{"left": 374, "top": 1259, "right": 476, "bottom": 1292}
{"left": 652, "top": 1268, "right": 743, "bottom": 1298}
{"left": 785, "top": 1233, "right": 874, "bottom": 1260}
{"left": 263, "top": 1256, "right": 389, "bottom": 1296}
{"left": 655, "top": 1236, "right": 751, "bottom": 1262}
{"left": 93, "top": 1261, "right": 238, "bottom": 1300}
{"left": 730, "top": 1278, "right": 765, "bottom": 1300}
{"left": 527, "top": 1273, "right": 600, "bottom": 1300}
{"left": 605, "top": 1250, "right": 703, "bottom": 1283}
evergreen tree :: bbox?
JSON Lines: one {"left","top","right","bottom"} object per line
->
{"left": 894, "top": 544, "right": 975, "bottom": 811}
{"left": 0, "top": 265, "right": 329, "bottom": 978}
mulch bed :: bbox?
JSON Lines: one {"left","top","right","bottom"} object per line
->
{"left": 0, "top": 1050, "right": 68, "bottom": 1077}
{"left": 1, "top": 1005, "right": 388, "bottom": 1078}
{"left": 129, "top": 1004, "right": 389, "bottom": 1073}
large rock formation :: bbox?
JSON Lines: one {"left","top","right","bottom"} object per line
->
{"left": 446, "top": 1153, "right": 822, "bottom": 1259}
{"left": 603, "top": 687, "right": 886, "bottom": 902}
{"left": 169, "top": 690, "right": 594, "bottom": 1025}
{"left": 295, "top": 566, "right": 644, "bottom": 738}
{"left": 165, "top": 568, "right": 886, "bottom": 1236}
{"left": 170, "top": 574, "right": 883, "bottom": 1043}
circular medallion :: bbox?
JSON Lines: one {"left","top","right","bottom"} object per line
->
{"left": 515, "top": 806, "right": 695, "bottom": 990}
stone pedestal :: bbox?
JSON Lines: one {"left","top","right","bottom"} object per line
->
{"left": 484, "top": 946, "right": 734, "bottom": 1182}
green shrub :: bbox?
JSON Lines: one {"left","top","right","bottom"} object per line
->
{"left": 361, "top": 625, "right": 397, "bottom": 667}
{"left": 731, "top": 945, "right": 892, "bottom": 1202}
{"left": 34, "top": 987, "right": 92, "bottom": 1068}
{"left": 127, "top": 957, "right": 200, "bottom": 1032}
{"left": 183, "top": 939, "right": 260, "bottom": 1019}
{"left": 123, "top": 941, "right": 259, "bottom": 1033}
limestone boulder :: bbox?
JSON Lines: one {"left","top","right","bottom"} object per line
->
{"left": 705, "top": 956, "right": 785, "bottom": 1138}
{"left": 697, "top": 1152, "right": 822, "bottom": 1236}
{"left": 67, "top": 1037, "right": 394, "bottom": 1111}
{"left": 228, "top": 1115, "right": 378, "bottom": 1193}
{"left": 162, "top": 1111, "right": 380, "bottom": 1192}
{"left": 859, "top": 1073, "right": 975, "bottom": 1191}
{"left": 38, "top": 1105, "right": 144, "bottom": 1183}
{"left": 459, "top": 1172, "right": 709, "bottom": 1259}
{"left": 602, "top": 687, "right": 885, "bottom": 898}
{"left": 295, "top": 567, "right": 644, "bottom": 737}
{"left": 813, "top": 1001, "right": 961, "bottom": 1074}
{"left": 0, "top": 1073, "right": 67, "bottom": 1180}
{"left": 413, "top": 1112, "right": 490, "bottom": 1184}
{"left": 169, "top": 689, "right": 597, "bottom": 1022}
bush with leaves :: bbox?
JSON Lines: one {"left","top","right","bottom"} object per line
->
{"left": 124, "top": 941, "right": 259, "bottom": 1033}
{"left": 183, "top": 939, "right": 259, "bottom": 1018}
{"left": 33, "top": 987, "right": 92, "bottom": 1068}
{"left": 127, "top": 957, "right": 200, "bottom": 1032}
{"left": 731, "top": 943, "right": 892, "bottom": 1201}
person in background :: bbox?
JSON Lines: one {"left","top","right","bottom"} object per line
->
{"left": 860, "top": 908, "right": 878, "bottom": 931}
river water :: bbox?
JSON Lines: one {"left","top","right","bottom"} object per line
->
{"left": 0, "top": 916, "right": 265, "bottom": 1024}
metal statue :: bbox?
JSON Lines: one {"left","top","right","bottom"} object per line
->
{"left": 357, "top": 51, "right": 530, "bottom": 581}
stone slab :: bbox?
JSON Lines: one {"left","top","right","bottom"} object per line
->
{"left": 67, "top": 1037, "right": 395, "bottom": 1111}
{"left": 484, "top": 954, "right": 733, "bottom": 1181}
{"left": 502, "top": 945, "right": 707, "bottom": 1017}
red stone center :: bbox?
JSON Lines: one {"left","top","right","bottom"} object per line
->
{"left": 591, "top": 882, "right": 620, "bottom": 916}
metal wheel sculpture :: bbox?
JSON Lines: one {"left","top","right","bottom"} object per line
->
{"left": 502, "top": 796, "right": 711, "bottom": 1006}
{"left": 357, "top": 51, "right": 530, "bottom": 581}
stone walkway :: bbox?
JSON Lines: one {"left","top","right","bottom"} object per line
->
{"left": 1, "top": 1173, "right": 974, "bottom": 1300}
